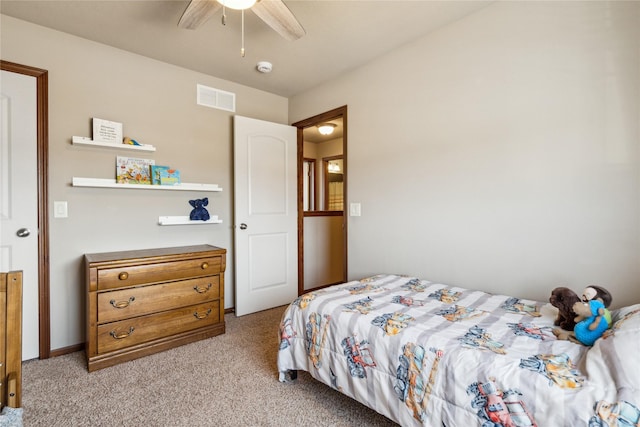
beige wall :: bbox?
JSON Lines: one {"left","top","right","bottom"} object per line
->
{"left": 303, "top": 216, "right": 345, "bottom": 290}
{"left": 1, "top": 15, "right": 288, "bottom": 352}
{"left": 290, "top": 1, "right": 640, "bottom": 307}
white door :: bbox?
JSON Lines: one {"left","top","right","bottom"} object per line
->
{"left": 0, "top": 70, "right": 39, "bottom": 360}
{"left": 234, "top": 115, "right": 297, "bottom": 316}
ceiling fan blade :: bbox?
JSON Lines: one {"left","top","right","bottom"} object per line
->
{"left": 251, "top": 0, "right": 305, "bottom": 41}
{"left": 178, "top": 0, "right": 222, "bottom": 30}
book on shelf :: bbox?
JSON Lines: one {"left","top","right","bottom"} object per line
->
{"left": 116, "top": 156, "right": 155, "bottom": 185}
{"left": 159, "top": 168, "right": 181, "bottom": 186}
{"left": 150, "top": 165, "right": 170, "bottom": 185}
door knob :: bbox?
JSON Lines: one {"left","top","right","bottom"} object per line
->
{"left": 240, "top": 223, "right": 247, "bottom": 230}
{"left": 16, "top": 228, "right": 31, "bottom": 237}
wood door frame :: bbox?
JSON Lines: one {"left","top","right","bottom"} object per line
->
{"left": 292, "top": 105, "right": 348, "bottom": 295}
{"left": 1, "top": 60, "right": 51, "bottom": 359}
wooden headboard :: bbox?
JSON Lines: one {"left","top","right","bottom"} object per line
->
{"left": 0, "top": 271, "right": 22, "bottom": 409}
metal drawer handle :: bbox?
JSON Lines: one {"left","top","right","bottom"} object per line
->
{"left": 110, "top": 326, "right": 135, "bottom": 340}
{"left": 110, "top": 296, "right": 135, "bottom": 309}
{"left": 193, "top": 308, "right": 212, "bottom": 319}
{"left": 193, "top": 283, "right": 212, "bottom": 294}
{"left": 200, "top": 262, "right": 209, "bottom": 270}
{"left": 118, "top": 272, "right": 129, "bottom": 280}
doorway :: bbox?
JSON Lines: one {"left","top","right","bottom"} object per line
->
{"left": 293, "top": 106, "right": 347, "bottom": 294}
{"left": 0, "top": 60, "right": 50, "bottom": 359}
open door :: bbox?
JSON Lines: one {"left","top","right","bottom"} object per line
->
{"left": 233, "top": 116, "right": 298, "bottom": 316}
{"left": 1, "top": 67, "right": 41, "bottom": 360}
{"left": 293, "top": 106, "right": 348, "bottom": 294}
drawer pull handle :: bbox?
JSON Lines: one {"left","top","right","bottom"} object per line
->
{"left": 201, "top": 262, "right": 209, "bottom": 270}
{"left": 193, "top": 283, "right": 212, "bottom": 294}
{"left": 194, "top": 308, "right": 212, "bottom": 319}
{"left": 118, "top": 272, "right": 129, "bottom": 280}
{"left": 110, "top": 296, "right": 135, "bottom": 309}
{"left": 110, "top": 327, "right": 135, "bottom": 340}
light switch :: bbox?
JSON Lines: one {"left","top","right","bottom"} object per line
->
{"left": 54, "top": 201, "right": 68, "bottom": 218}
{"left": 349, "top": 203, "right": 361, "bottom": 217}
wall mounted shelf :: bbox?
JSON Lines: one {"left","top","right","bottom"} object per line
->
{"left": 158, "top": 216, "right": 223, "bottom": 226}
{"left": 72, "top": 177, "right": 222, "bottom": 192}
{"left": 72, "top": 136, "right": 156, "bottom": 152}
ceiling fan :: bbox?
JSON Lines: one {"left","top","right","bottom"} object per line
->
{"left": 178, "top": 0, "right": 305, "bottom": 55}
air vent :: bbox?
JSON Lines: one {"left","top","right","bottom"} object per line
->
{"left": 197, "top": 84, "right": 236, "bottom": 112}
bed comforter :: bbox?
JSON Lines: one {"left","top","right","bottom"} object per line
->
{"left": 277, "top": 274, "right": 640, "bottom": 426}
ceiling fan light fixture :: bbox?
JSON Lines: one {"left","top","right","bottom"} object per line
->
{"left": 317, "top": 123, "right": 337, "bottom": 136}
{"left": 217, "top": 0, "right": 256, "bottom": 10}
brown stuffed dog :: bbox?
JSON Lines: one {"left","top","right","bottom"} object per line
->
{"left": 549, "top": 287, "right": 581, "bottom": 331}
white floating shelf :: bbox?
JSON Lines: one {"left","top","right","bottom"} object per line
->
{"left": 72, "top": 177, "right": 222, "bottom": 192}
{"left": 72, "top": 136, "right": 156, "bottom": 152}
{"left": 158, "top": 216, "right": 222, "bottom": 226}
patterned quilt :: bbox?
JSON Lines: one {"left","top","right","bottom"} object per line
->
{"left": 277, "top": 274, "right": 640, "bottom": 427}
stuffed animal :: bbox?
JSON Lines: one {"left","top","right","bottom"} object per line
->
{"left": 189, "top": 197, "right": 210, "bottom": 221}
{"left": 123, "top": 136, "right": 142, "bottom": 146}
{"left": 581, "top": 285, "right": 612, "bottom": 326}
{"left": 572, "top": 299, "right": 610, "bottom": 346}
{"left": 582, "top": 285, "right": 612, "bottom": 307}
{"left": 549, "top": 287, "right": 581, "bottom": 331}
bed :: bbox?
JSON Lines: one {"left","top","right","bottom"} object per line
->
{"left": 277, "top": 274, "right": 640, "bottom": 426}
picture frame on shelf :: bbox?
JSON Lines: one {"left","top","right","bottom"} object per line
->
{"left": 93, "top": 118, "right": 123, "bottom": 144}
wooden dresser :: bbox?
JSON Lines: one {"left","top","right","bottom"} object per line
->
{"left": 85, "top": 245, "right": 226, "bottom": 372}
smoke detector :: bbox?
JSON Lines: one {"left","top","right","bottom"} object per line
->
{"left": 256, "top": 61, "right": 273, "bottom": 73}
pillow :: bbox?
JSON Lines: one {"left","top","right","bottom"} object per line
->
{"left": 608, "top": 303, "right": 640, "bottom": 333}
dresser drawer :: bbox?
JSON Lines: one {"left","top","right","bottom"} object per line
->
{"left": 97, "top": 276, "right": 220, "bottom": 324}
{"left": 96, "top": 256, "right": 222, "bottom": 290}
{"left": 96, "top": 301, "right": 220, "bottom": 354}
{"left": 86, "top": 245, "right": 226, "bottom": 371}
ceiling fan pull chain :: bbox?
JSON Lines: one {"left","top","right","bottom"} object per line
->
{"left": 241, "top": 9, "right": 246, "bottom": 57}
{"left": 221, "top": 4, "right": 226, "bottom": 25}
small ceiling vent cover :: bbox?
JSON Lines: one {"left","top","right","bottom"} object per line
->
{"left": 197, "top": 84, "right": 236, "bottom": 112}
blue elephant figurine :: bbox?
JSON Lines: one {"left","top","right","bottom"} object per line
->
{"left": 189, "top": 197, "right": 210, "bottom": 221}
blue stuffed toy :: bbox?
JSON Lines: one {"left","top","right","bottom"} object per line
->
{"left": 189, "top": 197, "right": 210, "bottom": 221}
{"left": 573, "top": 299, "right": 609, "bottom": 346}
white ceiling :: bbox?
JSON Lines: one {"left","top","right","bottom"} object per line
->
{"left": 1, "top": 0, "right": 491, "bottom": 97}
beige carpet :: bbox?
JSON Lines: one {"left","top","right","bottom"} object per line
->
{"left": 22, "top": 306, "right": 397, "bottom": 426}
